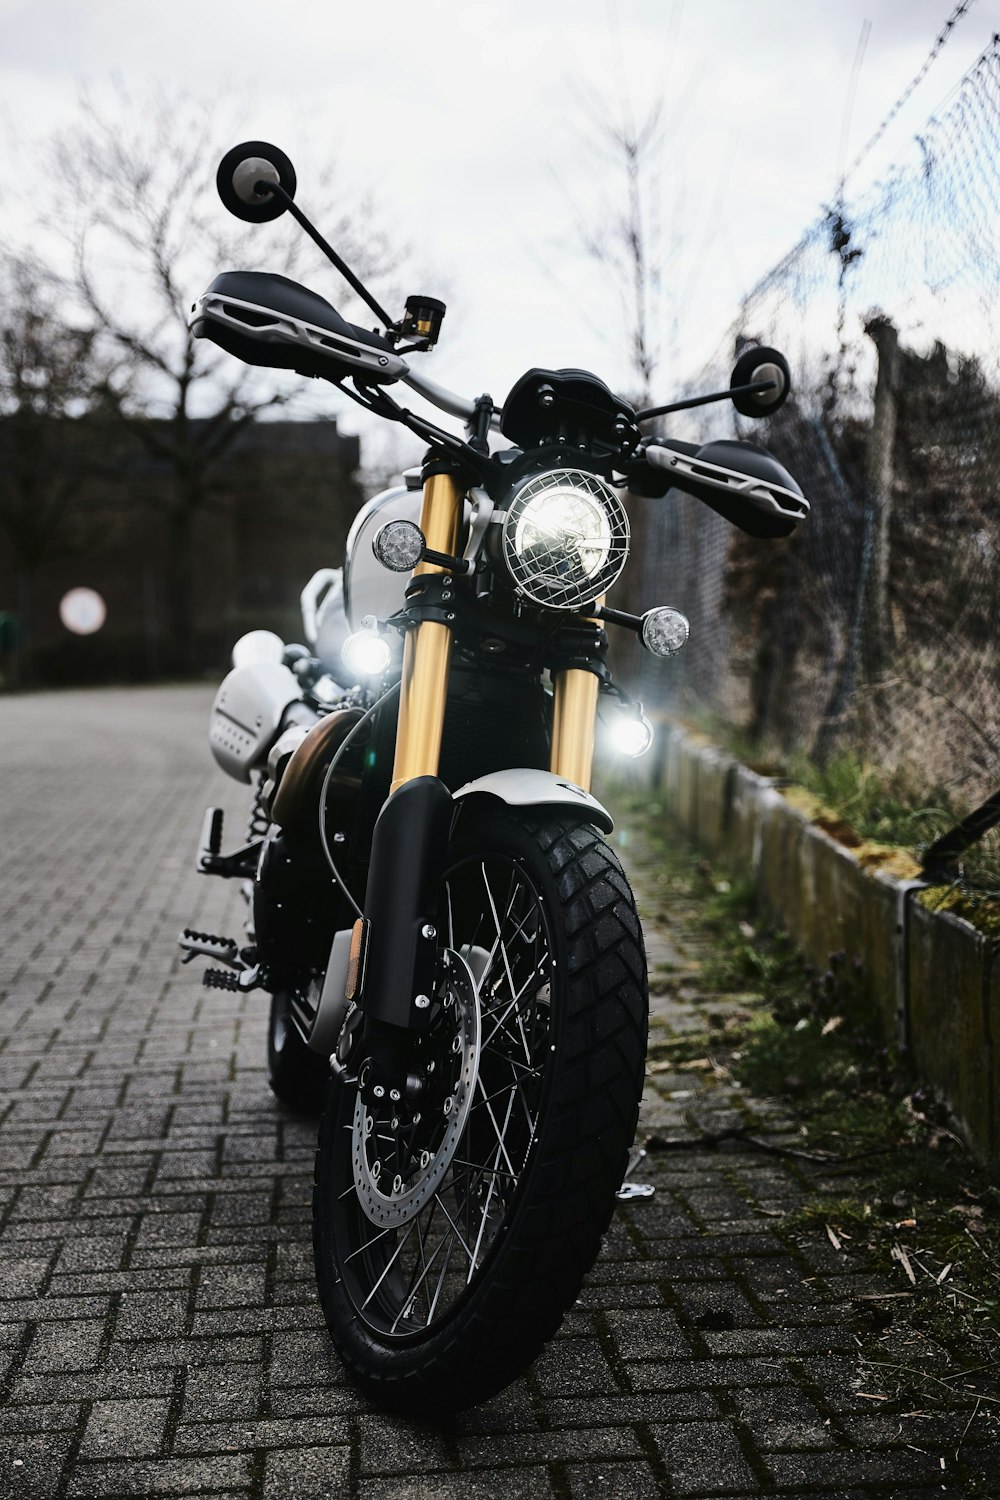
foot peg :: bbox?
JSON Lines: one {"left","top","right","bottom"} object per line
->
{"left": 196, "top": 807, "right": 263, "bottom": 880}
{"left": 178, "top": 928, "right": 264, "bottom": 993}
{"left": 204, "top": 967, "right": 242, "bottom": 991}
{"left": 179, "top": 928, "right": 241, "bottom": 967}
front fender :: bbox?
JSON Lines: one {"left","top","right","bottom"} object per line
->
{"left": 452, "top": 769, "right": 613, "bottom": 834}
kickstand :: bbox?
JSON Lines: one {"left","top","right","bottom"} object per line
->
{"left": 616, "top": 1145, "right": 655, "bottom": 1202}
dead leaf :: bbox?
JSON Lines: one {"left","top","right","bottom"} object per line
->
{"left": 936, "top": 1262, "right": 953, "bottom": 1284}
{"left": 821, "top": 1015, "right": 845, "bottom": 1035}
{"left": 891, "top": 1243, "right": 917, "bottom": 1285}
{"left": 825, "top": 1224, "right": 843, "bottom": 1251}
{"left": 678, "top": 1057, "right": 713, "bottom": 1071}
{"left": 894, "top": 1218, "right": 917, "bottom": 1230}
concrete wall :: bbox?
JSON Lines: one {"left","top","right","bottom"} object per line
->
{"left": 654, "top": 724, "right": 1000, "bottom": 1169}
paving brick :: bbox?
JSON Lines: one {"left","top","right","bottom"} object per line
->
{"left": 0, "top": 1432, "right": 75, "bottom": 1494}
{"left": 358, "top": 1471, "right": 557, "bottom": 1499}
{"left": 603, "top": 1307, "right": 696, "bottom": 1360}
{"left": 79, "top": 1397, "right": 171, "bottom": 1459}
{"left": 22, "top": 1318, "right": 106, "bottom": 1375}
{"left": 648, "top": 1419, "right": 757, "bottom": 1494}
{"left": 263, "top": 1443, "right": 351, "bottom": 1498}
{"left": 767, "top": 1448, "right": 951, "bottom": 1489}
{"left": 565, "top": 1459, "right": 663, "bottom": 1497}
{"left": 66, "top": 1455, "right": 254, "bottom": 1496}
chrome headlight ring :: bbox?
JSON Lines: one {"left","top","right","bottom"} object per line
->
{"left": 500, "top": 469, "right": 630, "bottom": 611}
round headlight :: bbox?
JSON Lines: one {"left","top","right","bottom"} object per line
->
{"left": 501, "top": 469, "right": 629, "bottom": 611}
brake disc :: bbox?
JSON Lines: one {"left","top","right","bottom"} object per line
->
{"left": 352, "top": 949, "right": 480, "bottom": 1228}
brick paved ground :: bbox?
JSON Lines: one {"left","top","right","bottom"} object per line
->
{"left": 2, "top": 685, "right": 997, "bottom": 1498}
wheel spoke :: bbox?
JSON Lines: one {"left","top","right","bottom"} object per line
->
{"left": 481, "top": 959, "right": 546, "bottom": 1053}
{"left": 450, "top": 1158, "right": 519, "bottom": 1180}
{"left": 360, "top": 1219, "right": 419, "bottom": 1310}
{"left": 390, "top": 1201, "right": 453, "bottom": 1332}
{"left": 467, "top": 1168, "right": 499, "bottom": 1282}
{"left": 482, "top": 864, "right": 521, "bottom": 1004}
{"left": 433, "top": 1191, "right": 478, "bottom": 1268}
{"left": 426, "top": 1230, "right": 457, "bottom": 1323}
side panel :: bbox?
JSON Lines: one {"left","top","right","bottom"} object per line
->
{"left": 209, "top": 662, "right": 302, "bottom": 782}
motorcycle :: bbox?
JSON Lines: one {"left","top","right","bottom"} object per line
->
{"left": 179, "top": 140, "right": 809, "bottom": 1414}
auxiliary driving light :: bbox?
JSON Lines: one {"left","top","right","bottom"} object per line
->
{"left": 611, "top": 709, "right": 654, "bottom": 758}
{"left": 342, "top": 626, "right": 392, "bottom": 679}
{"left": 232, "top": 629, "right": 285, "bottom": 669}
{"left": 641, "top": 607, "right": 689, "bottom": 657}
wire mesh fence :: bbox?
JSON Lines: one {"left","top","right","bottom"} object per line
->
{"left": 638, "top": 41, "right": 1000, "bottom": 884}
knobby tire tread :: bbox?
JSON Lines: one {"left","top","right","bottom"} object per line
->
{"left": 312, "top": 809, "right": 648, "bottom": 1414}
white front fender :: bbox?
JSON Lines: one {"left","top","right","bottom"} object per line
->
{"left": 452, "top": 769, "right": 613, "bottom": 834}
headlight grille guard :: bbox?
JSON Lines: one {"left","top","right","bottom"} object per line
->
{"left": 500, "top": 468, "right": 630, "bottom": 612}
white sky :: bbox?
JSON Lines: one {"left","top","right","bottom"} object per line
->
{"left": 2, "top": 0, "right": 998, "bottom": 471}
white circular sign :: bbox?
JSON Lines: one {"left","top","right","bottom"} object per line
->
{"left": 59, "top": 588, "right": 107, "bottom": 636}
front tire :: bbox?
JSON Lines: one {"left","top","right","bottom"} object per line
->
{"left": 312, "top": 807, "right": 647, "bottom": 1414}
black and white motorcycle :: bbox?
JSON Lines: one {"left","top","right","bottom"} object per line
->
{"left": 178, "top": 140, "right": 808, "bottom": 1413}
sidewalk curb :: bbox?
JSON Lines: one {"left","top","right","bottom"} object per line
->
{"left": 654, "top": 723, "right": 1000, "bottom": 1169}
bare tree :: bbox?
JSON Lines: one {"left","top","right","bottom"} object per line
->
{"left": 570, "top": 90, "right": 665, "bottom": 411}
{"left": 0, "top": 252, "right": 118, "bottom": 683}
{"left": 39, "top": 85, "right": 392, "bottom": 671}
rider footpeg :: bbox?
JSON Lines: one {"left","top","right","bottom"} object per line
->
{"left": 195, "top": 806, "right": 263, "bottom": 880}
{"left": 179, "top": 928, "right": 240, "bottom": 967}
{"left": 178, "top": 929, "right": 264, "bottom": 993}
{"left": 203, "top": 967, "right": 241, "bottom": 991}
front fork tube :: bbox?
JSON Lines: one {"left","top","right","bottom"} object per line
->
{"left": 549, "top": 669, "right": 599, "bottom": 792}
{"left": 549, "top": 594, "right": 604, "bottom": 791}
{"left": 390, "top": 471, "right": 462, "bottom": 793}
{"left": 358, "top": 473, "right": 462, "bottom": 1056}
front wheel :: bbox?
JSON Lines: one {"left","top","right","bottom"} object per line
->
{"left": 312, "top": 807, "right": 648, "bottom": 1414}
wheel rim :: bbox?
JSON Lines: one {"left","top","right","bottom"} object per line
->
{"left": 331, "top": 852, "right": 553, "bottom": 1340}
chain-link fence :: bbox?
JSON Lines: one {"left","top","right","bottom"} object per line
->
{"left": 640, "top": 42, "right": 1000, "bottom": 872}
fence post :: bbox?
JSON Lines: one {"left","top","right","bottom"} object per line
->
{"left": 859, "top": 314, "right": 899, "bottom": 683}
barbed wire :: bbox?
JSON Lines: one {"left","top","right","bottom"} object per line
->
{"left": 843, "top": 0, "right": 979, "bottom": 185}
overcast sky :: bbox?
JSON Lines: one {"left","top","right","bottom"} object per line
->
{"left": 2, "top": 0, "right": 998, "bottom": 469}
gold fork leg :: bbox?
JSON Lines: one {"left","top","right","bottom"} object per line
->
{"left": 390, "top": 471, "right": 463, "bottom": 793}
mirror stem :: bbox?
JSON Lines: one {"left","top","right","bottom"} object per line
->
{"left": 262, "top": 181, "right": 397, "bottom": 333}
{"left": 635, "top": 379, "right": 776, "bottom": 424}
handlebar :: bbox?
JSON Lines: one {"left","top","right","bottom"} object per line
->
{"left": 399, "top": 366, "right": 502, "bottom": 431}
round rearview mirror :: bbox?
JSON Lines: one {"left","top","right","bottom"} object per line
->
{"left": 216, "top": 141, "right": 297, "bottom": 223}
{"left": 373, "top": 520, "right": 426, "bottom": 573}
{"left": 730, "top": 345, "right": 791, "bottom": 419}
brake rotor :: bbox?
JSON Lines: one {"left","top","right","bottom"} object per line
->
{"left": 352, "top": 949, "right": 480, "bottom": 1228}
